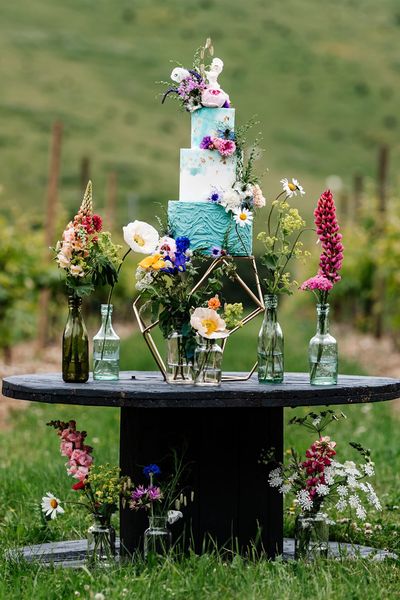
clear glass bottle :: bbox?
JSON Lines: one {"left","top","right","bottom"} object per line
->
{"left": 93, "top": 304, "right": 120, "bottom": 381}
{"left": 87, "top": 513, "right": 116, "bottom": 566}
{"left": 257, "top": 294, "right": 284, "bottom": 384}
{"left": 309, "top": 303, "right": 338, "bottom": 385}
{"left": 144, "top": 515, "right": 172, "bottom": 558}
{"left": 166, "top": 329, "right": 193, "bottom": 384}
{"left": 62, "top": 295, "right": 89, "bottom": 383}
{"left": 194, "top": 337, "right": 223, "bottom": 386}
{"left": 294, "top": 512, "right": 329, "bottom": 559}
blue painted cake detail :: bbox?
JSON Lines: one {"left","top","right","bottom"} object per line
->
{"left": 168, "top": 201, "right": 252, "bottom": 257}
{"left": 191, "top": 107, "right": 235, "bottom": 148}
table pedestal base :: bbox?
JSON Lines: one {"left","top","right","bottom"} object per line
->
{"left": 120, "top": 406, "right": 283, "bottom": 558}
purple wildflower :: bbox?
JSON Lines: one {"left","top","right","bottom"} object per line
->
{"left": 175, "top": 236, "right": 190, "bottom": 253}
{"left": 147, "top": 486, "right": 163, "bottom": 502}
{"left": 132, "top": 485, "right": 148, "bottom": 501}
{"left": 143, "top": 464, "right": 161, "bottom": 478}
{"left": 200, "top": 136, "right": 215, "bottom": 150}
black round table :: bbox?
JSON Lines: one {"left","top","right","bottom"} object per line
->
{"left": 3, "top": 371, "right": 400, "bottom": 559}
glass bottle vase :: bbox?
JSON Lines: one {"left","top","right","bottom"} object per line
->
{"left": 309, "top": 303, "right": 338, "bottom": 385}
{"left": 294, "top": 512, "right": 329, "bottom": 559}
{"left": 257, "top": 294, "right": 284, "bottom": 384}
{"left": 194, "top": 337, "right": 223, "bottom": 386}
{"left": 87, "top": 513, "right": 116, "bottom": 566}
{"left": 166, "top": 330, "right": 193, "bottom": 384}
{"left": 144, "top": 516, "right": 172, "bottom": 558}
{"left": 62, "top": 294, "right": 89, "bottom": 383}
{"left": 93, "top": 304, "right": 120, "bottom": 381}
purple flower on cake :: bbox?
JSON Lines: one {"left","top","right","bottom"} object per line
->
{"left": 200, "top": 136, "right": 215, "bottom": 150}
{"left": 233, "top": 207, "right": 253, "bottom": 227}
{"left": 210, "top": 246, "right": 226, "bottom": 257}
{"left": 208, "top": 187, "right": 223, "bottom": 204}
{"left": 213, "top": 138, "right": 236, "bottom": 157}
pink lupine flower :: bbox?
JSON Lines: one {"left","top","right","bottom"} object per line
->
{"left": 314, "top": 189, "right": 343, "bottom": 283}
{"left": 213, "top": 138, "right": 236, "bottom": 157}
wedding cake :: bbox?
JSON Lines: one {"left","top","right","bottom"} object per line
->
{"left": 163, "top": 44, "right": 265, "bottom": 257}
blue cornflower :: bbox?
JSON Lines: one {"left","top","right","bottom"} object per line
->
{"left": 209, "top": 192, "right": 221, "bottom": 203}
{"left": 143, "top": 464, "right": 161, "bottom": 478}
{"left": 175, "top": 236, "right": 190, "bottom": 253}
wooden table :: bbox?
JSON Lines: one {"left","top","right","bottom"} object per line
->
{"left": 3, "top": 371, "right": 400, "bottom": 559}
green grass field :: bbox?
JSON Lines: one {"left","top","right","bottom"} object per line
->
{"left": 0, "top": 0, "right": 399, "bottom": 223}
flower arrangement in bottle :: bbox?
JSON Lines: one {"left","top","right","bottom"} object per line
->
{"left": 257, "top": 178, "right": 310, "bottom": 383}
{"left": 264, "top": 410, "right": 381, "bottom": 558}
{"left": 301, "top": 189, "right": 344, "bottom": 385}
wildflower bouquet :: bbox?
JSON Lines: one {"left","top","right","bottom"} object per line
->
{"left": 258, "top": 177, "right": 310, "bottom": 296}
{"left": 42, "top": 420, "right": 132, "bottom": 523}
{"left": 266, "top": 411, "right": 381, "bottom": 522}
{"left": 54, "top": 181, "right": 121, "bottom": 299}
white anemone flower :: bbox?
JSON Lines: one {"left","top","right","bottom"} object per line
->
{"left": 41, "top": 492, "right": 64, "bottom": 520}
{"left": 123, "top": 221, "right": 159, "bottom": 254}
{"left": 170, "top": 67, "right": 191, "bottom": 83}
{"left": 220, "top": 189, "right": 242, "bottom": 213}
{"left": 280, "top": 178, "right": 305, "bottom": 197}
{"left": 233, "top": 207, "right": 254, "bottom": 227}
{"left": 190, "top": 307, "right": 229, "bottom": 339}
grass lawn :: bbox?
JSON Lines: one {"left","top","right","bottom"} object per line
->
{"left": 0, "top": 299, "right": 399, "bottom": 599}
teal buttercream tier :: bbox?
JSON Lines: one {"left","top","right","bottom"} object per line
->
{"left": 168, "top": 201, "right": 252, "bottom": 257}
{"left": 191, "top": 107, "right": 235, "bottom": 148}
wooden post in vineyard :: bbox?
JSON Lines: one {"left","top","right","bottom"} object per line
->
{"left": 105, "top": 171, "right": 118, "bottom": 232}
{"left": 37, "top": 121, "right": 63, "bottom": 350}
{"left": 373, "top": 145, "right": 389, "bottom": 339}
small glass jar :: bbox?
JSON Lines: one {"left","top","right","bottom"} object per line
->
{"left": 309, "top": 303, "right": 338, "bottom": 386}
{"left": 166, "top": 330, "right": 193, "bottom": 384}
{"left": 93, "top": 304, "right": 120, "bottom": 381}
{"left": 294, "top": 512, "right": 329, "bottom": 560}
{"left": 87, "top": 513, "right": 116, "bottom": 566}
{"left": 62, "top": 294, "right": 89, "bottom": 383}
{"left": 194, "top": 337, "right": 223, "bottom": 386}
{"left": 144, "top": 515, "right": 172, "bottom": 558}
{"left": 257, "top": 294, "right": 284, "bottom": 384}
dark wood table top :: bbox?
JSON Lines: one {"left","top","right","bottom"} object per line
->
{"left": 2, "top": 371, "right": 400, "bottom": 409}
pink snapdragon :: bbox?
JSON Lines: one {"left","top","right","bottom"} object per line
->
{"left": 301, "top": 436, "right": 337, "bottom": 498}
{"left": 48, "top": 419, "right": 94, "bottom": 485}
{"left": 314, "top": 189, "right": 343, "bottom": 283}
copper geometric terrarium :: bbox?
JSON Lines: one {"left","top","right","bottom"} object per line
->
{"left": 133, "top": 255, "right": 264, "bottom": 382}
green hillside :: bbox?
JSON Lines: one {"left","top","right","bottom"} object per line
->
{"left": 0, "top": 0, "right": 399, "bottom": 223}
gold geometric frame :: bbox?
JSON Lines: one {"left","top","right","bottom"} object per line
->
{"left": 133, "top": 255, "right": 265, "bottom": 383}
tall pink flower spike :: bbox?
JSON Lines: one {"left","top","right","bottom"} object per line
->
{"left": 314, "top": 189, "right": 344, "bottom": 283}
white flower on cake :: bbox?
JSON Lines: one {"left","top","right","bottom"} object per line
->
{"left": 41, "top": 492, "right": 64, "bottom": 519}
{"left": 157, "top": 236, "right": 177, "bottom": 259}
{"left": 170, "top": 67, "right": 191, "bottom": 83}
{"left": 123, "top": 221, "right": 159, "bottom": 254}
{"left": 233, "top": 207, "right": 253, "bottom": 227}
{"left": 280, "top": 178, "right": 305, "bottom": 198}
{"left": 190, "top": 307, "right": 229, "bottom": 339}
{"left": 252, "top": 184, "right": 266, "bottom": 208}
{"left": 220, "top": 189, "right": 242, "bottom": 212}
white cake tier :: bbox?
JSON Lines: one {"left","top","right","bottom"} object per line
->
{"left": 191, "top": 107, "right": 235, "bottom": 148}
{"left": 179, "top": 148, "right": 237, "bottom": 202}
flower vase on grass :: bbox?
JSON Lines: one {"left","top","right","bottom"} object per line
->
{"left": 129, "top": 459, "right": 190, "bottom": 559}
{"left": 301, "top": 189, "right": 344, "bottom": 385}
{"left": 191, "top": 296, "right": 243, "bottom": 386}
{"left": 42, "top": 419, "right": 133, "bottom": 566}
{"left": 54, "top": 181, "right": 121, "bottom": 383}
{"left": 257, "top": 178, "right": 310, "bottom": 383}
{"left": 264, "top": 410, "right": 381, "bottom": 560}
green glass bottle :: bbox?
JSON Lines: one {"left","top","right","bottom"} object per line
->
{"left": 257, "top": 294, "right": 284, "bottom": 384}
{"left": 62, "top": 295, "right": 89, "bottom": 383}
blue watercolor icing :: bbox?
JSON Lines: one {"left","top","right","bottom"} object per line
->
{"left": 168, "top": 201, "right": 252, "bottom": 257}
{"left": 191, "top": 108, "right": 235, "bottom": 148}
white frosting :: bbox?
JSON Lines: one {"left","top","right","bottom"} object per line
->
{"left": 179, "top": 149, "right": 236, "bottom": 202}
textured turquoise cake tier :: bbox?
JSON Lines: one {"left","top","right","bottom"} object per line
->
{"left": 168, "top": 201, "right": 252, "bottom": 256}
{"left": 191, "top": 107, "right": 235, "bottom": 148}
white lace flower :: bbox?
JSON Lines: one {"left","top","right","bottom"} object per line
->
{"left": 348, "top": 494, "right": 361, "bottom": 509}
{"left": 312, "top": 416, "right": 322, "bottom": 427}
{"left": 356, "top": 505, "right": 367, "bottom": 520}
{"left": 279, "top": 483, "right": 292, "bottom": 495}
{"left": 280, "top": 178, "right": 305, "bottom": 197}
{"left": 268, "top": 467, "right": 283, "bottom": 488}
{"left": 296, "top": 489, "right": 313, "bottom": 511}
{"left": 365, "top": 483, "right": 382, "bottom": 511}
{"left": 315, "top": 483, "right": 330, "bottom": 497}
{"left": 346, "top": 475, "right": 358, "bottom": 489}
{"left": 336, "top": 499, "right": 347, "bottom": 512}
{"left": 343, "top": 461, "right": 361, "bottom": 477}
{"left": 324, "top": 466, "right": 335, "bottom": 486}
{"left": 337, "top": 485, "right": 349, "bottom": 497}
{"left": 363, "top": 462, "right": 375, "bottom": 477}
{"left": 41, "top": 493, "right": 65, "bottom": 520}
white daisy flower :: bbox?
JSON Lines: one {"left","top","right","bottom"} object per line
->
{"left": 280, "top": 178, "right": 305, "bottom": 197}
{"left": 233, "top": 207, "right": 254, "bottom": 227}
{"left": 123, "top": 220, "right": 159, "bottom": 254}
{"left": 41, "top": 492, "right": 65, "bottom": 520}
